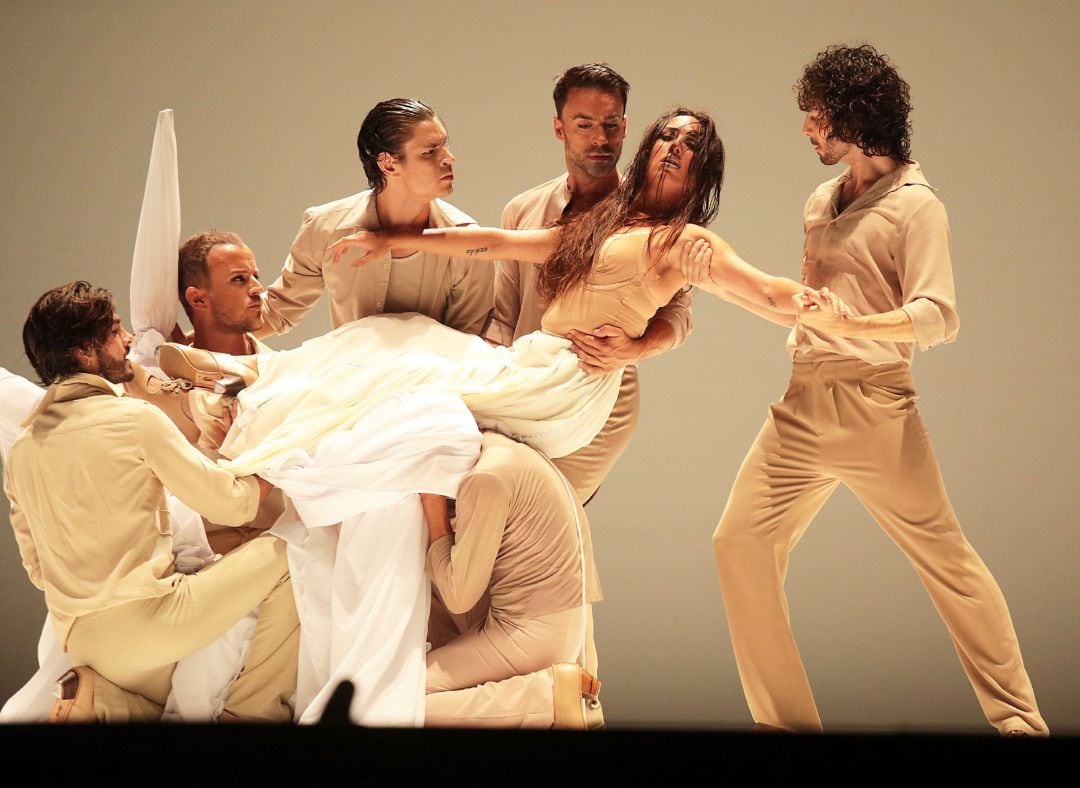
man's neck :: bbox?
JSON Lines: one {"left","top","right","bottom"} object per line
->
{"left": 374, "top": 188, "right": 432, "bottom": 231}
{"left": 838, "top": 152, "right": 902, "bottom": 209}
{"left": 565, "top": 168, "right": 619, "bottom": 216}
{"left": 191, "top": 325, "right": 250, "bottom": 355}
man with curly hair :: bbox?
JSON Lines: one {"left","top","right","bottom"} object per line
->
{"left": 6, "top": 282, "right": 297, "bottom": 722}
{"left": 710, "top": 44, "right": 1047, "bottom": 735}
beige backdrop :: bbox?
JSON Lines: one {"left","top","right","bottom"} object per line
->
{"left": 1, "top": 0, "right": 1076, "bottom": 732}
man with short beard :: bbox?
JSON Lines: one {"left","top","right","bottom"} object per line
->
{"left": 173, "top": 230, "right": 284, "bottom": 554}
{"left": 5, "top": 281, "right": 297, "bottom": 722}
{"left": 709, "top": 44, "right": 1047, "bottom": 735}
{"left": 485, "top": 63, "right": 694, "bottom": 504}
{"left": 178, "top": 230, "right": 268, "bottom": 356}
{"left": 467, "top": 65, "right": 695, "bottom": 681}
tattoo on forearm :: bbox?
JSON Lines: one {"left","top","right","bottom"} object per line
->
{"left": 767, "top": 296, "right": 777, "bottom": 308}
{"left": 466, "top": 246, "right": 488, "bottom": 256}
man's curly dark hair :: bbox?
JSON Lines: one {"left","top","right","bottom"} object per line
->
{"left": 795, "top": 44, "right": 911, "bottom": 161}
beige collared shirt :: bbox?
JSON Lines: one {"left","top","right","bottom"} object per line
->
{"left": 425, "top": 432, "right": 600, "bottom": 622}
{"left": 5, "top": 373, "right": 260, "bottom": 645}
{"left": 483, "top": 174, "right": 695, "bottom": 346}
{"left": 261, "top": 190, "right": 494, "bottom": 336}
{"left": 790, "top": 161, "right": 959, "bottom": 365}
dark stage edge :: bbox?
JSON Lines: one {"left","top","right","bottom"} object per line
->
{"left": 3, "top": 724, "right": 1075, "bottom": 784}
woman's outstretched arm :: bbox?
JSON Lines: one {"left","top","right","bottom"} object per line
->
{"left": 676, "top": 230, "right": 854, "bottom": 328}
{"left": 328, "top": 226, "right": 560, "bottom": 266}
{"left": 673, "top": 226, "right": 808, "bottom": 314}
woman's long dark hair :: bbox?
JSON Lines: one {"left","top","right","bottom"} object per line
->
{"left": 539, "top": 107, "right": 724, "bottom": 301}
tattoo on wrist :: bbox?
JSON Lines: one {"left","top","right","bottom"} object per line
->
{"left": 767, "top": 296, "right": 777, "bottom": 308}
{"left": 465, "top": 246, "right": 488, "bottom": 256}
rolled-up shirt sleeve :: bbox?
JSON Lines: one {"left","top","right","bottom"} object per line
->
{"left": 651, "top": 286, "right": 695, "bottom": 350}
{"left": 138, "top": 405, "right": 260, "bottom": 526}
{"left": 425, "top": 473, "right": 508, "bottom": 615}
{"left": 897, "top": 198, "right": 960, "bottom": 351}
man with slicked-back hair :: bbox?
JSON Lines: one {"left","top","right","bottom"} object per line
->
{"left": 259, "top": 98, "right": 493, "bottom": 337}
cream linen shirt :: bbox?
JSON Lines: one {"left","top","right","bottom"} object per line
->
{"left": 483, "top": 174, "right": 695, "bottom": 346}
{"left": 425, "top": 433, "right": 600, "bottom": 622}
{"left": 5, "top": 373, "right": 260, "bottom": 645}
{"left": 790, "top": 161, "right": 959, "bottom": 365}
{"left": 261, "top": 190, "right": 494, "bottom": 336}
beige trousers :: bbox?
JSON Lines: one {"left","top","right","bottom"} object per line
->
{"left": 553, "top": 365, "right": 640, "bottom": 504}
{"left": 545, "top": 364, "right": 638, "bottom": 678}
{"left": 713, "top": 360, "right": 1047, "bottom": 735}
{"left": 425, "top": 669, "right": 556, "bottom": 728}
{"left": 425, "top": 607, "right": 582, "bottom": 727}
{"left": 66, "top": 534, "right": 299, "bottom": 722}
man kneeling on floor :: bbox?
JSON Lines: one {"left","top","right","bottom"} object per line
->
{"left": 420, "top": 432, "right": 603, "bottom": 729}
{"left": 5, "top": 281, "right": 299, "bottom": 722}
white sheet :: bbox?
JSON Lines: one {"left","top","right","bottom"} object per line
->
{"left": 221, "top": 312, "right": 622, "bottom": 474}
{"left": 128, "top": 108, "right": 181, "bottom": 377}
{"left": 266, "top": 390, "right": 481, "bottom": 725}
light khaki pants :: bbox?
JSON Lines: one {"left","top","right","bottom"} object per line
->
{"left": 547, "top": 365, "right": 639, "bottom": 676}
{"left": 425, "top": 669, "right": 556, "bottom": 728}
{"left": 67, "top": 534, "right": 299, "bottom": 722}
{"left": 424, "top": 607, "right": 582, "bottom": 727}
{"left": 713, "top": 360, "right": 1047, "bottom": 735}
{"left": 553, "top": 364, "right": 640, "bottom": 504}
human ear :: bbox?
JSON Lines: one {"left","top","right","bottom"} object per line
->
{"left": 377, "top": 151, "right": 397, "bottom": 177}
{"left": 553, "top": 116, "right": 565, "bottom": 142}
{"left": 73, "top": 345, "right": 97, "bottom": 372}
{"left": 185, "top": 286, "right": 207, "bottom": 313}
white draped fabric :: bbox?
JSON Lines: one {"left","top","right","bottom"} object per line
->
{"left": 128, "top": 108, "right": 181, "bottom": 377}
{"left": 221, "top": 312, "right": 622, "bottom": 474}
{"left": 265, "top": 390, "right": 481, "bottom": 725}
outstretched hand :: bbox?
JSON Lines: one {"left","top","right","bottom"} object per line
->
{"left": 678, "top": 238, "right": 714, "bottom": 288}
{"left": 568, "top": 324, "right": 644, "bottom": 375}
{"left": 328, "top": 230, "right": 391, "bottom": 267}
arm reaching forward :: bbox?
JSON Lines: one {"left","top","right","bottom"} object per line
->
{"left": 674, "top": 226, "right": 807, "bottom": 315}
{"left": 329, "top": 226, "right": 560, "bottom": 266}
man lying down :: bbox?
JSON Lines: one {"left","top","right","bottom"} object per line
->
{"left": 2, "top": 232, "right": 602, "bottom": 727}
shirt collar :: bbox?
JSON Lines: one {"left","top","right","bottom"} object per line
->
{"left": 832, "top": 161, "right": 931, "bottom": 214}
{"left": 343, "top": 189, "right": 472, "bottom": 232}
{"left": 22, "top": 372, "right": 121, "bottom": 427}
